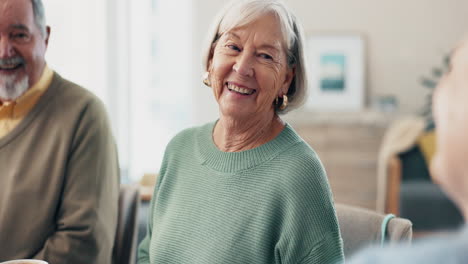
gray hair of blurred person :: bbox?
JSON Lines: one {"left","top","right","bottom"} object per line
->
{"left": 202, "top": 0, "right": 308, "bottom": 114}
{"left": 30, "top": 0, "right": 47, "bottom": 36}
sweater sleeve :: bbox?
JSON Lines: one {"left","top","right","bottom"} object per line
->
{"left": 34, "top": 98, "right": 120, "bottom": 264}
{"left": 275, "top": 149, "right": 344, "bottom": 264}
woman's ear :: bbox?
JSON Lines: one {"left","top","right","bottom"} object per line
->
{"left": 281, "top": 66, "right": 295, "bottom": 95}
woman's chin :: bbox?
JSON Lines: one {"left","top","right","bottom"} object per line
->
{"left": 219, "top": 108, "right": 252, "bottom": 120}
{"left": 218, "top": 100, "right": 253, "bottom": 117}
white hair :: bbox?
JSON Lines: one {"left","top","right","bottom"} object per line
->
{"left": 30, "top": 0, "right": 47, "bottom": 36}
{"left": 202, "top": 0, "right": 308, "bottom": 114}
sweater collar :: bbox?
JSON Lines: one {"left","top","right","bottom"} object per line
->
{"left": 197, "top": 121, "right": 302, "bottom": 173}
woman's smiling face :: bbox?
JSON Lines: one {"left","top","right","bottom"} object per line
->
{"left": 208, "top": 13, "right": 294, "bottom": 121}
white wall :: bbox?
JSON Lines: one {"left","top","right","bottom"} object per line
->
{"left": 43, "top": 0, "right": 134, "bottom": 177}
{"left": 191, "top": 0, "right": 468, "bottom": 124}
{"left": 44, "top": 0, "right": 109, "bottom": 104}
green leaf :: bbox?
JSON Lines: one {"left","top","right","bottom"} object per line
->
{"left": 432, "top": 67, "right": 443, "bottom": 77}
{"left": 444, "top": 55, "right": 451, "bottom": 68}
{"left": 421, "top": 78, "right": 437, "bottom": 88}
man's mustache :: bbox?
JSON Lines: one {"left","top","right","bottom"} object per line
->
{"left": 0, "top": 56, "right": 25, "bottom": 67}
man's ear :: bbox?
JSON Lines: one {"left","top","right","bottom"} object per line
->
{"left": 280, "top": 66, "right": 295, "bottom": 96}
{"left": 45, "top": 26, "right": 51, "bottom": 47}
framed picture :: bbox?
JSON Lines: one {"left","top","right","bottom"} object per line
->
{"left": 306, "top": 34, "right": 365, "bottom": 111}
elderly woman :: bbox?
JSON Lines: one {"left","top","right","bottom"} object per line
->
{"left": 138, "top": 0, "right": 344, "bottom": 263}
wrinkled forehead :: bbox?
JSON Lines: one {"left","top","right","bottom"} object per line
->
{"left": 218, "top": 7, "right": 292, "bottom": 50}
{"left": 0, "top": 0, "right": 35, "bottom": 28}
{"left": 221, "top": 15, "right": 286, "bottom": 51}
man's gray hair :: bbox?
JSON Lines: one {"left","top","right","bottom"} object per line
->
{"left": 202, "top": 0, "right": 308, "bottom": 114}
{"left": 30, "top": 0, "right": 47, "bottom": 36}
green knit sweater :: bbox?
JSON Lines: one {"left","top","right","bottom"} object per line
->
{"left": 138, "top": 122, "right": 344, "bottom": 264}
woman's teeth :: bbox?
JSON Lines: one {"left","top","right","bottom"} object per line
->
{"left": 227, "top": 83, "right": 255, "bottom": 95}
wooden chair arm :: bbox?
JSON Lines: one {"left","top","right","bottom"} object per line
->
{"left": 386, "top": 155, "right": 402, "bottom": 215}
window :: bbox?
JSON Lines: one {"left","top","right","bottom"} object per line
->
{"left": 45, "top": 0, "right": 193, "bottom": 182}
{"left": 127, "top": 0, "right": 193, "bottom": 182}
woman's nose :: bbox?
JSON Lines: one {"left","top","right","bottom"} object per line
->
{"left": 233, "top": 53, "right": 254, "bottom": 77}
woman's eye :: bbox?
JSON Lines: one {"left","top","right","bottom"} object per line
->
{"left": 259, "top": 53, "right": 273, "bottom": 60}
{"left": 227, "top": 45, "right": 241, "bottom": 51}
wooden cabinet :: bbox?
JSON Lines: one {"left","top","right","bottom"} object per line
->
{"left": 293, "top": 121, "right": 387, "bottom": 210}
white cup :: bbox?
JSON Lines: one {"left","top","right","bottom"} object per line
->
{"left": 0, "top": 260, "right": 48, "bottom": 264}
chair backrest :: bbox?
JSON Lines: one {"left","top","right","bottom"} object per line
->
{"left": 113, "top": 184, "right": 140, "bottom": 264}
{"left": 336, "top": 203, "right": 413, "bottom": 258}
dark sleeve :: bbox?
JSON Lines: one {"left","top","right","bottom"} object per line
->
{"left": 35, "top": 98, "right": 120, "bottom": 264}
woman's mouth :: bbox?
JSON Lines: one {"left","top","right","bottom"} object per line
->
{"left": 226, "top": 82, "right": 256, "bottom": 95}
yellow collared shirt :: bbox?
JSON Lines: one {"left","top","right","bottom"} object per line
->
{"left": 0, "top": 66, "right": 53, "bottom": 139}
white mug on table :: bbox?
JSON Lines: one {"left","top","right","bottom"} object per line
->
{"left": 0, "top": 260, "right": 48, "bottom": 264}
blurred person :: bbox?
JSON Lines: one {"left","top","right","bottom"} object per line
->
{"left": 348, "top": 38, "right": 468, "bottom": 263}
{"left": 137, "top": 0, "right": 344, "bottom": 263}
{"left": 0, "top": 0, "right": 119, "bottom": 263}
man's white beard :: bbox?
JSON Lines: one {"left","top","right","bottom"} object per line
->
{"left": 0, "top": 74, "right": 29, "bottom": 101}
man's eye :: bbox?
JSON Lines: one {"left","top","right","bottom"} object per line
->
{"left": 12, "top": 33, "right": 29, "bottom": 39}
{"left": 227, "top": 45, "right": 241, "bottom": 51}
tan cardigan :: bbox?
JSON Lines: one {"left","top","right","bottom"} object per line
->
{"left": 0, "top": 72, "right": 119, "bottom": 264}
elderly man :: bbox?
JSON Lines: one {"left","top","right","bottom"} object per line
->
{"left": 348, "top": 38, "right": 468, "bottom": 263}
{"left": 0, "top": 0, "right": 119, "bottom": 263}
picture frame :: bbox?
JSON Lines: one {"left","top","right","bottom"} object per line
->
{"left": 305, "top": 34, "right": 365, "bottom": 111}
